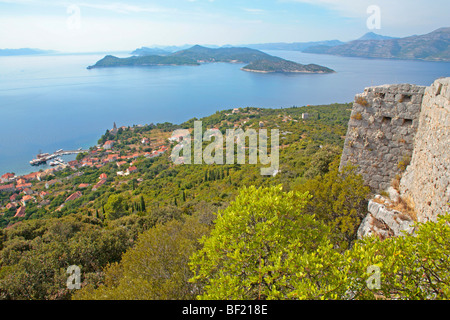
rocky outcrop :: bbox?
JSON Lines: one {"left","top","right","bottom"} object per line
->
{"left": 357, "top": 193, "right": 416, "bottom": 240}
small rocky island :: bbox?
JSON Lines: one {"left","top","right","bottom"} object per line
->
{"left": 87, "top": 45, "right": 335, "bottom": 74}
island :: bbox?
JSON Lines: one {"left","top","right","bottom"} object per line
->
{"left": 87, "top": 55, "right": 200, "bottom": 69}
{"left": 87, "top": 45, "right": 335, "bottom": 74}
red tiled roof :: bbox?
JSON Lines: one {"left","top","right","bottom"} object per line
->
{"left": 0, "top": 184, "right": 15, "bottom": 191}
{"left": 16, "top": 183, "right": 32, "bottom": 190}
{"left": 15, "top": 206, "right": 26, "bottom": 218}
{"left": 22, "top": 195, "right": 34, "bottom": 202}
{"left": 65, "top": 191, "right": 82, "bottom": 202}
{"left": 22, "top": 172, "right": 40, "bottom": 180}
{"left": 92, "top": 179, "right": 107, "bottom": 191}
{"left": 6, "top": 203, "right": 16, "bottom": 210}
{"left": 1, "top": 173, "right": 15, "bottom": 179}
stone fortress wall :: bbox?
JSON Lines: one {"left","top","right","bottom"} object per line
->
{"left": 340, "top": 77, "right": 450, "bottom": 236}
{"left": 339, "top": 83, "right": 426, "bottom": 191}
{"left": 399, "top": 78, "right": 450, "bottom": 223}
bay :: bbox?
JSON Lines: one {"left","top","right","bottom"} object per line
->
{"left": 0, "top": 50, "right": 449, "bottom": 176}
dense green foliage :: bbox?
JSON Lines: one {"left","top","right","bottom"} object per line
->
{"left": 295, "top": 161, "right": 370, "bottom": 249}
{"left": 73, "top": 213, "right": 212, "bottom": 300}
{"left": 188, "top": 185, "right": 450, "bottom": 300}
{"left": 0, "top": 214, "right": 156, "bottom": 299}
{"left": 189, "top": 185, "right": 324, "bottom": 299}
{"left": 88, "top": 54, "right": 200, "bottom": 69}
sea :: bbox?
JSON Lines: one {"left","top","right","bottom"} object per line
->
{"left": 0, "top": 50, "right": 449, "bottom": 176}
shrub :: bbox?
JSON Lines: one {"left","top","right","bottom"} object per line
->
{"left": 355, "top": 96, "right": 369, "bottom": 107}
{"left": 351, "top": 112, "right": 363, "bottom": 121}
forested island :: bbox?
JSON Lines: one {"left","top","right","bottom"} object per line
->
{"left": 87, "top": 45, "right": 335, "bottom": 74}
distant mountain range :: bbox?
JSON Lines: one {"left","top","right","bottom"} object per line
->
{"left": 88, "top": 45, "right": 335, "bottom": 74}
{"left": 356, "top": 32, "right": 398, "bottom": 41}
{"left": 0, "top": 48, "right": 56, "bottom": 56}
{"left": 304, "top": 28, "right": 450, "bottom": 61}
{"left": 131, "top": 47, "right": 172, "bottom": 56}
{"left": 7, "top": 28, "right": 449, "bottom": 63}
{"left": 243, "top": 40, "right": 345, "bottom": 52}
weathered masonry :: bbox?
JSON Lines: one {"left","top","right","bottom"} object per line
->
{"left": 400, "top": 78, "right": 450, "bottom": 222}
{"left": 340, "top": 83, "right": 426, "bottom": 192}
{"left": 342, "top": 78, "right": 450, "bottom": 229}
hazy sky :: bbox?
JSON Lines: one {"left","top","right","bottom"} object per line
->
{"left": 1, "top": 0, "right": 449, "bottom": 52}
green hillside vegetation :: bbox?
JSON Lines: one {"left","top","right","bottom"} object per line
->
{"left": 1, "top": 102, "right": 449, "bottom": 300}
{"left": 171, "top": 45, "right": 277, "bottom": 63}
{"left": 87, "top": 54, "right": 200, "bottom": 69}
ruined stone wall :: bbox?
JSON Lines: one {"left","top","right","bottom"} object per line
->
{"left": 399, "top": 78, "right": 450, "bottom": 222}
{"left": 340, "top": 84, "right": 426, "bottom": 191}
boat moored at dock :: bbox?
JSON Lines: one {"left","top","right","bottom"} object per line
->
{"left": 29, "top": 149, "right": 87, "bottom": 167}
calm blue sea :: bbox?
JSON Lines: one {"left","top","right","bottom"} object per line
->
{"left": 0, "top": 50, "right": 449, "bottom": 176}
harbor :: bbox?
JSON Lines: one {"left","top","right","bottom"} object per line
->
{"left": 30, "top": 148, "right": 87, "bottom": 166}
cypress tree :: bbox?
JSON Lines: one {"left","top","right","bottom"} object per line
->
{"left": 140, "top": 195, "right": 146, "bottom": 212}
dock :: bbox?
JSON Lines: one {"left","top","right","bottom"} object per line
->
{"left": 30, "top": 149, "right": 87, "bottom": 166}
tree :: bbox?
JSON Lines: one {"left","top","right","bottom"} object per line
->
{"left": 295, "top": 160, "right": 370, "bottom": 249}
{"left": 104, "top": 195, "right": 127, "bottom": 220}
{"left": 73, "top": 215, "right": 211, "bottom": 300}
{"left": 189, "top": 185, "right": 332, "bottom": 300}
{"left": 341, "top": 214, "right": 450, "bottom": 300}
{"left": 303, "top": 145, "right": 341, "bottom": 179}
{"left": 140, "top": 195, "right": 146, "bottom": 212}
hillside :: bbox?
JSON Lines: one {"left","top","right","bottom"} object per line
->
{"left": 0, "top": 103, "right": 356, "bottom": 300}
{"left": 87, "top": 54, "right": 200, "bottom": 69}
{"left": 304, "top": 27, "right": 450, "bottom": 61}
{"left": 130, "top": 47, "right": 172, "bottom": 56}
{"left": 1, "top": 98, "right": 449, "bottom": 301}
{"left": 357, "top": 32, "right": 397, "bottom": 41}
{"left": 88, "top": 45, "right": 334, "bottom": 73}
{"left": 171, "top": 45, "right": 279, "bottom": 63}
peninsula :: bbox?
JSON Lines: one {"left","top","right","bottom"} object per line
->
{"left": 87, "top": 45, "right": 335, "bottom": 74}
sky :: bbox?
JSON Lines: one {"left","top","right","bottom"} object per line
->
{"left": 0, "top": 0, "right": 449, "bottom": 52}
